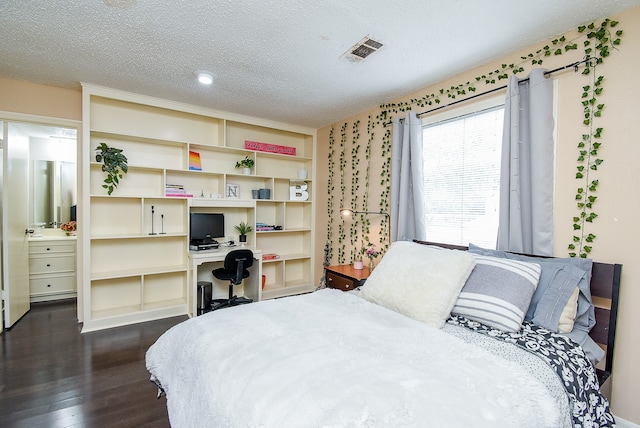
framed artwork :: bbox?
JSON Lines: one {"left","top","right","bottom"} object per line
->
{"left": 188, "top": 150, "right": 202, "bottom": 171}
{"left": 226, "top": 184, "right": 240, "bottom": 199}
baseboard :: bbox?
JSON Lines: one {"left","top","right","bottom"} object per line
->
{"left": 616, "top": 415, "right": 640, "bottom": 428}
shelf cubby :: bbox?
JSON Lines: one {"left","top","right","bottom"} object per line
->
{"left": 90, "top": 164, "right": 163, "bottom": 197}
{"left": 91, "top": 276, "right": 142, "bottom": 319}
{"left": 188, "top": 144, "right": 251, "bottom": 175}
{"left": 285, "top": 202, "right": 312, "bottom": 229}
{"left": 91, "top": 196, "right": 142, "bottom": 236}
{"left": 256, "top": 201, "right": 285, "bottom": 228}
{"left": 142, "top": 197, "right": 188, "bottom": 235}
{"left": 90, "top": 236, "right": 187, "bottom": 276}
{"left": 90, "top": 95, "right": 223, "bottom": 146}
{"left": 284, "top": 258, "right": 312, "bottom": 288}
{"left": 165, "top": 169, "right": 223, "bottom": 198}
{"left": 261, "top": 261, "right": 284, "bottom": 293}
{"left": 143, "top": 271, "right": 187, "bottom": 309}
{"left": 255, "top": 152, "right": 312, "bottom": 180}
{"left": 255, "top": 230, "right": 311, "bottom": 258}
{"left": 91, "top": 131, "right": 185, "bottom": 170}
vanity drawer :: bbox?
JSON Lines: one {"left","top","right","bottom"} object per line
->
{"left": 30, "top": 275, "right": 76, "bottom": 294}
{"left": 29, "top": 242, "right": 76, "bottom": 254}
{"left": 29, "top": 254, "right": 75, "bottom": 274}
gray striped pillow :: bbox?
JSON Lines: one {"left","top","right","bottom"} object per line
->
{"left": 452, "top": 254, "right": 541, "bottom": 332}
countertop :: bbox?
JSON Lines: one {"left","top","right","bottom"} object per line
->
{"left": 29, "top": 229, "right": 77, "bottom": 241}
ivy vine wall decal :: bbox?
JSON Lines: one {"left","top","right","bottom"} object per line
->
{"left": 326, "top": 18, "right": 623, "bottom": 263}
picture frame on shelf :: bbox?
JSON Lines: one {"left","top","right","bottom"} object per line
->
{"left": 226, "top": 184, "right": 240, "bottom": 199}
{"left": 188, "top": 150, "right": 202, "bottom": 171}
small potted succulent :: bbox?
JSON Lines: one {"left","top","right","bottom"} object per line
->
{"left": 235, "top": 156, "right": 255, "bottom": 175}
{"left": 234, "top": 221, "right": 253, "bottom": 246}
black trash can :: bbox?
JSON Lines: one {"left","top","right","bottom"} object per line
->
{"left": 197, "top": 281, "right": 212, "bottom": 315}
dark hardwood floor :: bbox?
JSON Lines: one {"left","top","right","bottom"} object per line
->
{"left": 0, "top": 300, "right": 187, "bottom": 427}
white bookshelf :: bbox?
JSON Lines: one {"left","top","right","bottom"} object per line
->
{"left": 80, "top": 84, "right": 316, "bottom": 331}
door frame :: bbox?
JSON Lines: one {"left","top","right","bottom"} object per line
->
{"left": 0, "top": 111, "right": 82, "bottom": 327}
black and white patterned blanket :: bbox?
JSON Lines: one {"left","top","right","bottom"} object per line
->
{"left": 448, "top": 315, "right": 616, "bottom": 428}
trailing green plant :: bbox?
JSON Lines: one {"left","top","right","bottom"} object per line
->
{"left": 357, "top": 116, "right": 374, "bottom": 247}
{"left": 326, "top": 18, "right": 623, "bottom": 261}
{"left": 378, "top": 127, "right": 392, "bottom": 249}
{"left": 349, "top": 120, "right": 361, "bottom": 262}
{"left": 377, "top": 37, "right": 580, "bottom": 121}
{"left": 327, "top": 126, "right": 336, "bottom": 263}
{"left": 95, "top": 142, "right": 128, "bottom": 195}
{"left": 568, "top": 19, "right": 622, "bottom": 258}
{"left": 235, "top": 155, "right": 255, "bottom": 169}
{"left": 337, "top": 123, "right": 348, "bottom": 264}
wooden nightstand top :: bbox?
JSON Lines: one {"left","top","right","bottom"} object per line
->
{"left": 325, "top": 264, "right": 372, "bottom": 281}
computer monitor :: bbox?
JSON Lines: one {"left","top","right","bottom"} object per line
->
{"left": 189, "top": 212, "right": 225, "bottom": 245}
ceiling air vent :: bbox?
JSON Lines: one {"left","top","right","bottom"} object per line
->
{"left": 342, "top": 35, "right": 384, "bottom": 62}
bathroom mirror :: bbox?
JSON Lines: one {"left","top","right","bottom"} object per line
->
{"left": 13, "top": 122, "right": 79, "bottom": 229}
{"left": 32, "top": 160, "right": 76, "bottom": 228}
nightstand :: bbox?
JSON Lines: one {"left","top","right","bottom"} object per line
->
{"left": 325, "top": 264, "right": 371, "bottom": 291}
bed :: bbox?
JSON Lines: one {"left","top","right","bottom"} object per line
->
{"left": 146, "top": 240, "right": 621, "bottom": 427}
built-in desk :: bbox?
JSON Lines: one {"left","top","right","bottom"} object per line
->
{"left": 189, "top": 247, "right": 262, "bottom": 317}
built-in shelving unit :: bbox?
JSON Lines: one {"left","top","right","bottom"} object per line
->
{"left": 81, "top": 84, "right": 316, "bottom": 332}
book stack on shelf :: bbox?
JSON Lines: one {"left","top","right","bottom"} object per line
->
{"left": 262, "top": 253, "right": 280, "bottom": 260}
{"left": 166, "top": 184, "right": 193, "bottom": 198}
{"left": 256, "top": 222, "right": 281, "bottom": 231}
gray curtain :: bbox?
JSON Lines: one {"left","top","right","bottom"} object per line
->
{"left": 391, "top": 111, "right": 426, "bottom": 242}
{"left": 497, "top": 68, "right": 554, "bottom": 255}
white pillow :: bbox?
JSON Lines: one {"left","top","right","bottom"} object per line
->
{"left": 558, "top": 287, "right": 580, "bottom": 333}
{"left": 359, "top": 241, "right": 475, "bottom": 328}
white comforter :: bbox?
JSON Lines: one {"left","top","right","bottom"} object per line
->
{"left": 146, "top": 289, "right": 564, "bottom": 427}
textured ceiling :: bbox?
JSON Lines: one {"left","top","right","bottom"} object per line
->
{"left": 1, "top": 0, "right": 640, "bottom": 128}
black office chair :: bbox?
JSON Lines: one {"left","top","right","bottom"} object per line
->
{"left": 211, "top": 249, "right": 254, "bottom": 311}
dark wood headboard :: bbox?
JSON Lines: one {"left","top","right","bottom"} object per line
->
{"left": 413, "top": 240, "right": 622, "bottom": 383}
{"left": 589, "top": 261, "right": 622, "bottom": 380}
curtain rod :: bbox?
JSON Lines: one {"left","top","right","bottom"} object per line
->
{"left": 414, "top": 56, "right": 597, "bottom": 118}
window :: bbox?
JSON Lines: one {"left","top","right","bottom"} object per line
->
{"left": 422, "top": 96, "right": 504, "bottom": 248}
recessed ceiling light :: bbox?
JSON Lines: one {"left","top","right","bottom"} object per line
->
{"left": 196, "top": 71, "right": 214, "bottom": 85}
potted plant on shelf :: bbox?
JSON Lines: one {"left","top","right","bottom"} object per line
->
{"left": 234, "top": 221, "right": 253, "bottom": 246}
{"left": 235, "top": 155, "right": 255, "bottom": 175}
{"left": 95, "top": 142, "right": 128, "bottom": 195}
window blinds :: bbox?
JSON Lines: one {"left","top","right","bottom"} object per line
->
{"left": 422, "top": 105, "right": 504, "bottom": 248}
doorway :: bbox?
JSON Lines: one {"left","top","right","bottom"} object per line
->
{"left": 1, "top": 117, "right": 79, "bottom": 330}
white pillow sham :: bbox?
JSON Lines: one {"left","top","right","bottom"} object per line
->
{"left": 360, "top": 241, "right": 475, "bottom": 328}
